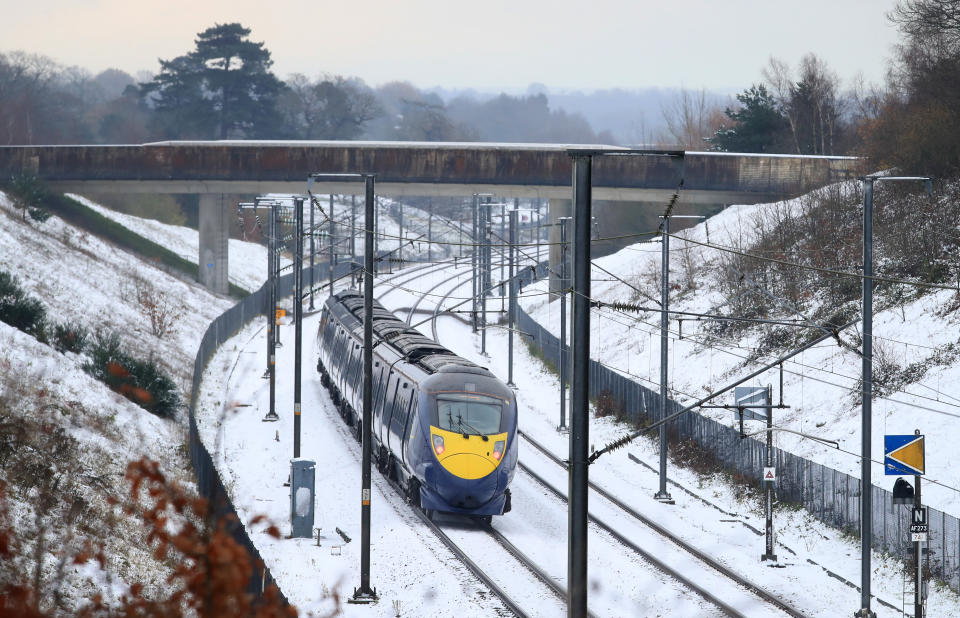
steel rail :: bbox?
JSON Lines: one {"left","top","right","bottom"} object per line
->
{"left": 481, "top": 524, "right": 602, "bottom": 618}
{"left": 517, "top": 459, "right": 750, "bottom": 618}
{"left": 415, "top": 274, "right": 762, "bottom": 617}
{"left": 404, "top": 266, "right": 470, "bottom": 327}
{"left": 314, "top": 326, "right": 534, "bottom": 617}
{"left": 410, "top": 510, "right": 531, "bottom": 618}
{"left": 519, "top": 430, "right": 807, "bottom": 618}
{"left": 374, "top": 258, "right": 458, "bottom": 301}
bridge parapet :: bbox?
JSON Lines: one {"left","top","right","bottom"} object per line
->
{"left": 0, "top": 141, "right": 863, "bottom": 201}
{"left": 0, "top": 141, "right": 865, "bottom": 294}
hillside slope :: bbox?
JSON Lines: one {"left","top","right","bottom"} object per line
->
{"left": 522, "top": 179, "right": 960, "bottom": 516}
{"left": 0, "top": 190, "right": 257, "bottom": 612}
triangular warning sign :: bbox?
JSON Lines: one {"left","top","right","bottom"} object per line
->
{"left": 889, "top": 436, "right": 925, "bottom": 475}
{"left": 764, "top": 470, "right": 775, "bottom": 480}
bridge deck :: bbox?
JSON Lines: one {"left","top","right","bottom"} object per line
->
{"left": 0, "top": 141, "right": 863, "bottom": 203}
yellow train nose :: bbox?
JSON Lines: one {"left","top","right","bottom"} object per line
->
{"left": 438, "top": 453, "right": 497, "bottom": 479}
{"left": 431, "top": 426, "right": 508, "bottom": 480}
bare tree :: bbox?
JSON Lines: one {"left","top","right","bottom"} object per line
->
{"left": 659, "top": 87, "right": 725, "bottom": 149}
{"left": 763, "top": 55, "right": 845, "bottom": 155}
{"left": 891, "top": 0, "right": 960, "bottom": 52}
{"left": 762, "top": 57, "right": 802, "bottom": 153}
{"left": 796, "top": 53, "right": 844, "bottom": 154}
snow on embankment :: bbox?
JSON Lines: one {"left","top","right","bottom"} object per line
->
{"left": 0, "top": 189, "right": 248, "bottom": 611}
{"left": 67, "top": 193, "right": 270, "bottom": 294}
{"left": 521, "top": 180, "right": 960, "bottom": 517}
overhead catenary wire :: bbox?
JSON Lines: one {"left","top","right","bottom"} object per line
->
{"left": 587, "top": 294, "right": 960, "bottom": 413}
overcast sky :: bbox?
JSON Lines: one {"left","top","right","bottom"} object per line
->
{"left": 3, "top": 0, "right": 901, "bottom": 93}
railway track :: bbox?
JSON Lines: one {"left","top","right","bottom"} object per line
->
{"left": 313, "top": 344, "right": 555, "bottom": 618}
{"left": 373, "top": 257, "right": 458, "bottom": 302}
{"left": 399, "top": 268, "right": 805, "bottom": 617}
{"left": 518, "top": 430, "right": 806, "bottom": 616}
{"left": 404, "top": 266, "right": 470, "bottom": 327}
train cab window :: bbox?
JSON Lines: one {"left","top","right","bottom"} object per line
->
{"left": 436, "top": 393, "right": 503, "bottom": 435}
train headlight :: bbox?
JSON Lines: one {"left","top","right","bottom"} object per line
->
{"left": 432, "top": 434, "right": 445, "bottom": 456}
{"left": 492, "top": 440, "right": 505, "bottom": 460}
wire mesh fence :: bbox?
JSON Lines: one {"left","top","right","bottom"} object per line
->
{"left": 517, "top": 305, "right": 960, "bottom": 593}
{"left": 188, "top": 261, "right": 356, "bottom": 600}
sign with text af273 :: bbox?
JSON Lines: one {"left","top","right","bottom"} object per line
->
{"left": 911, "top": 506, "right": 928, "bottom": 542}
{"left": 884, "top": 434, "right": 925, "bottom": 476}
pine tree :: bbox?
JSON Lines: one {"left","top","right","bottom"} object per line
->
{"left": 140, "top": 23, "right": 285, "bottom": 139}
{"left": 710, "top": 84, "right": 790, "bottom": 153}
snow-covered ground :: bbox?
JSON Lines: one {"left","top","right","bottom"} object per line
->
{"left": 0, "top": 189, "right": 249, "bottom": 608}
{"left": 68, "top": 193, "right": 273, "bottom": 294}
{"left": 12, "top": 184, "right": 957, "bottom": 615}
{"left": 520, "top": 182, "right": 960, "bottom": 518}
{"left": 195, "top": 250, "right": 960, "bottom": 616}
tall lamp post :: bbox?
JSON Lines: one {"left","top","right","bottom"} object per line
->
{"left": 310, "top": 173, "right": 379, "bottom": 605}
{"left": 565, "top": 149, "right": 684, "bottom": 618}
{"left": 855, "top": 175, "right": 931, "bottom": 618}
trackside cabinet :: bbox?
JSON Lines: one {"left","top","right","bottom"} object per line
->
{"left": 290, "top": 458, "right": 316, "bottom": 538}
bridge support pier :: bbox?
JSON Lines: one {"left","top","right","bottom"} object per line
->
{"left": 549, "top": 198, "right": 571, "bottom": 296}
{"left": 199, "top": 193, "right": 230, "bottom": 295}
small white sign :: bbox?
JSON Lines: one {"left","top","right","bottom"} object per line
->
{"left": 362, "top": 488, "right": 371, "bottom": 501}
{"left": 295, "top": 487, "right": 311, "bottom": 517}
{"left": 912, "top": 532, "right": 928, "bottom": 543}
{"left": 763, "top": 467, "right": 777, "bottom": 481}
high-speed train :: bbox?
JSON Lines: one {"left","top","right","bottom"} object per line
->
{"left": 316, "top": 290, "right": 517, "bottom": 520}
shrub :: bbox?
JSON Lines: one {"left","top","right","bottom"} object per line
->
{"left": 594, "top": 390, "right": 616, "bottom": 418}
{"left": 52, "top": 323, "right": 88, "bottom": 354}
{"left": 5, "top": 174, "right": 51, "bottom": 223}
{"left": 0, "top": 270, "right": 47, "bottom": 341}
{"left": 85, "top": 330, "right": 181, "bottom": 420}
{"left": 132, "top": 275, "right": 181, "bottom": 339}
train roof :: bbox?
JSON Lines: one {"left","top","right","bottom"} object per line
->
{"left": 328, "top": 290, "right": 490, "bottom": 376}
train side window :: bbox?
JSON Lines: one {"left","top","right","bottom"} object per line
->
{"left": 347, "top": 342, "right": 360, "bottom": 389}
{"left": 332, "top": 330, "right": 345, "bottom": 364}
{"left": 330, "top": 331, "right": 342, "bottom": 379}
{"left": 325, "top": 321, "right": 335, "bottom": 347}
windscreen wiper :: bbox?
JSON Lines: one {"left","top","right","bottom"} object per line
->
{"left": 456, "top": 415, "right": 488, "bottom": 441}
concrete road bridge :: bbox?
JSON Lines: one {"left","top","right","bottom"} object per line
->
{"left": 0, "top": 141, "right": 862, "bottom": 294}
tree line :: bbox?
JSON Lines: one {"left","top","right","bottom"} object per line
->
{"left": 3, "top": 1, "right": 959, "bottom": 176}
{"left": 0, "top": 23, "right": 609, "bottom": 147}
{"left": 665, "top": 0, "right": 960, "bottom": 177}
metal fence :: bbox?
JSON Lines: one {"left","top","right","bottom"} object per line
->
{"left": 517, "top": 305, "right": 960, "bottom": 593}
{"left": 188, "top": 261, "right": 356, "bottom": 601}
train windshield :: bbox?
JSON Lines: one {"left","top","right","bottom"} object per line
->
{"left": 436, "top": 393, "right": 502, "bottom": 435}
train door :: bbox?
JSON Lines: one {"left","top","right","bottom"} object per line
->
{"left": 372, "top": 360, "right": 387, "bottom": 444}
{"left": 347, "top": 340, "right": 362, "bottom": 409}
{"left": 382, "top": 372, "right": 400, "bottom": 454}
{"left": 331, "top": 328, "right": 346, "bottom": 383}
{"left": 390, "top": 380, "right": 412, "bottom": 461}
{"left": 398, "top": 389, "right": 416, "bottom": 467}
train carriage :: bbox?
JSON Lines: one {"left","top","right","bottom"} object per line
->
{"left": 316, "top": 290, "right": 517, "bottom": 520}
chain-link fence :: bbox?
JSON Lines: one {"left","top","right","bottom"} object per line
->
{"left": 188, "top": 261, "right": 356, "bottom": 600}
{"left": 518, "top": 305, "right": 960, "bottom": 593}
